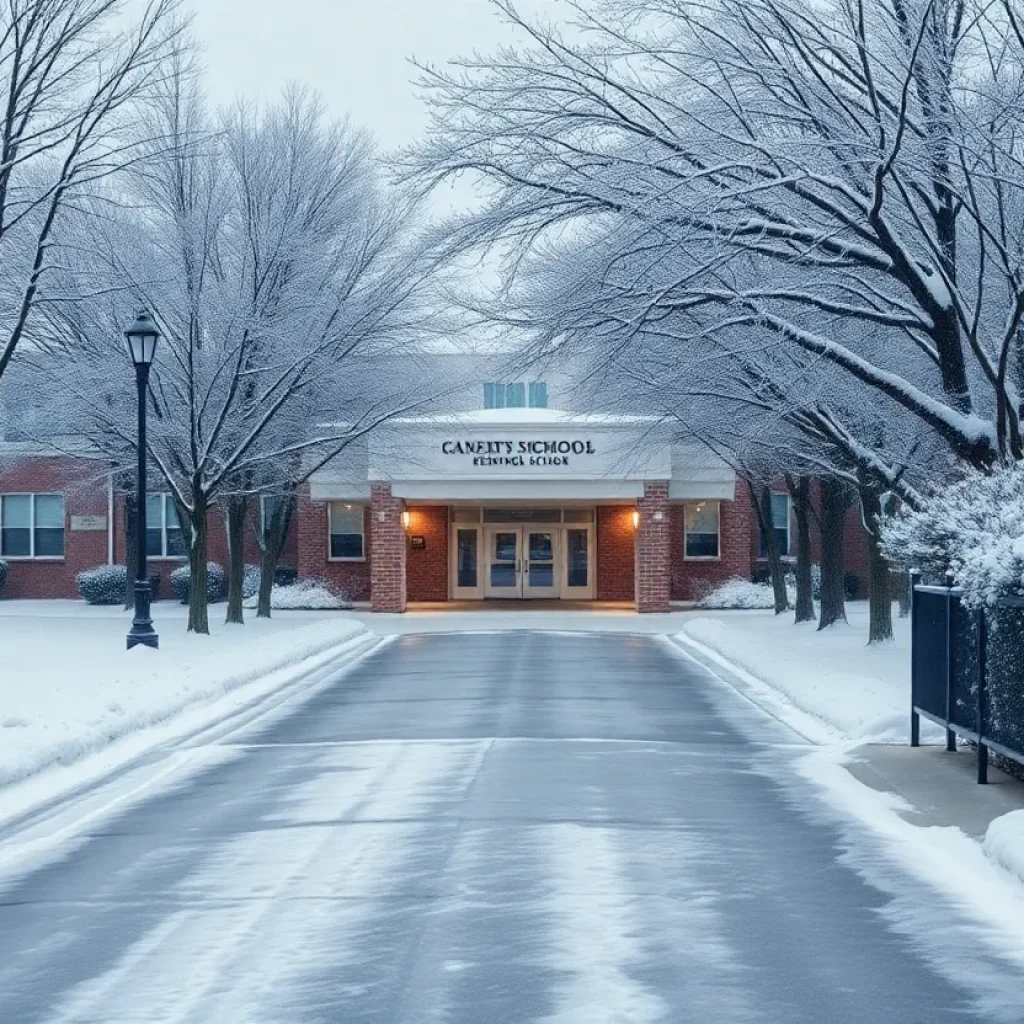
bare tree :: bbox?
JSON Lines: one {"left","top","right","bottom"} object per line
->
{"left": 411, "top": 0, "right": 1024, "bottom": 475}
{"left": 0, "top": 0, "right": 186, "bottom": 383}
{"left": 28, "top": 79, "right": 445, "bottom": 633}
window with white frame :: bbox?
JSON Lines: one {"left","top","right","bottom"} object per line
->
{"left": 329, "top": 503, "right": 364, "bottom": 560}
{"left": 483, "top": 381, "right": 548, "bottom": 409}
{"left": 146, "top": 494, "right": 186, "bottom": 558}
{"left": 684, "top": 501, "right": 720, "bottom": 559}
{"left": 759, "top": 493, "right": 791, "bottom": 557}
{"left": 0, "top": 494, "right": 65, "bottom": 557}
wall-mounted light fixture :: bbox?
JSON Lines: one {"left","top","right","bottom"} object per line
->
{"left": 632, "top": 509, "right": 640, "bottom": 529}
{"left": 401, "top": 510, "right": 411, "bottom": 530}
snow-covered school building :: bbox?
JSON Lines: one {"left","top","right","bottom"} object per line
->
{"left": 0, "top": 362, "right": 869, "bottom": 609}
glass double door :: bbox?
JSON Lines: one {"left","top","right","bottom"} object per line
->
{"left": 485, "top": 527, "right": 560, "bottom": 599}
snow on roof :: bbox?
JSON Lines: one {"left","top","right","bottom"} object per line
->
{"left": 393, "top": 408, "right": 660, "bottom": 426}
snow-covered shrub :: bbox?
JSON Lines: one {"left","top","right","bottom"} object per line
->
{"left": 169, "top": 562, "right": 226, "bottom": 604}
{"left": 881, "top": 464, "right": 1024, "bottom": 606}
{"left": 243, "top": 578, "right": 351, "bottom": 610}
{"left": 242, "top": 564, "right": 260, "bottom": 599}
{"left": 696, "top": 577, "right": 796, "bottom": 609}
{"left": 0, "top": 559, "right": 7, "bottom": 595}
{"left": 77, "top": 565, "right": 162, "bottom": 605}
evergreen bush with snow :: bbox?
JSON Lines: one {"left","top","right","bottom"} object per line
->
{"left": 170, "top": 562, "right": 226, "bottom": 605}
{"left": 242, "top": 564, "right": 260, "bottom": 599}
{"left": 77, "top": 565, "right": 162, "bottom": 605}
{"left": 696, "top": 578, "right": 797, "bottom": 609}
{"left": 0, "top": 559, "right": 7, "bottom": 595}
{"left": 243, "top": 578, "right": 351, "bottom": 611}
{"left": 881, "top": 465, "right": 1024, "bottom": 606}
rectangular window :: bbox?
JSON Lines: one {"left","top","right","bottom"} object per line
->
{"left": 759, "top": 494, "right": 791, "bottom": 558}
{"left": 504, "top": 382, "right": 526, "bottom": 408}
{"left": 528, "top": 382, "right": 548, "bottom": 408}
{"left": 483, "top": 383, "right": 504, "bottom": 409}
{"left": 146, "top": 494, "right": 186, "bottom": 558}
{"left": 684, "top": 501, "right": 720, "bottom": 559}
{"left": 329, "top": 503, "right": 365, "bottom": 560}
{"left": 0, "top": 493, "right": 65, "bottom": 558}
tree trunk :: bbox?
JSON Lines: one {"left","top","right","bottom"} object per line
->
{"left": 818, "top": 477, "right": 849, "bottom": 630}
{"left": 187, "top": 497, "right": 209, "bottom": 635}
{"left": 123, "top": 491, "right": 138, "bottom": 610}
{"left": 256, "top": 493, "right": 296, "bottom": 619}
{"left": 787, "top": 475, "right": 816, "bottom": 624}
{"left": 897, "top": 571, "right": 911, "bottom": 618}
{"left": 225, "top": 495, "right": 247, "bottom": 625}
{"left": 749, "top": 481, "right": 789, "bottom": 614}
{"left": 859, "top": 482, "right": 894, "bottom": 644}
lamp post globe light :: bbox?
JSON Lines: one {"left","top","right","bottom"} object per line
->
{"left": 125, "top": 310, "right": 160, "bottom": 650}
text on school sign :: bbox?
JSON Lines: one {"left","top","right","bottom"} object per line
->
{"left": 441, "top": 438, "right": 597, "bottom": 468}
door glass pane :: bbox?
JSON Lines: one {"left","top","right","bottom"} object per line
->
{"left": 527, "top": 532, "right": 554, "bottom": 587}
{"left": 528, "top": 532, "right": 552, "bottom": 561}
{"left": 490, "top": 531, "right": 518, "bottom": 588}
{"left": 567, "top": 529, "right": 589, "bottom": 588}
{"left": 457, "top": 529, "right": 478, "bottom": 588}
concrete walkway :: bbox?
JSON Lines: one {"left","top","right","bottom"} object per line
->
{"left": 848, "top": 744, "right": 1024, "bottom": 836}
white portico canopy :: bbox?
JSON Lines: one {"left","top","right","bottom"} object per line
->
{"left": 308, "top": 408, "right": 736, "bottom": 503}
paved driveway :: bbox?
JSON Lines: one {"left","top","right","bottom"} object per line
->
{"left": 1, "top": 632, "right": 1022, "bottom": 1022}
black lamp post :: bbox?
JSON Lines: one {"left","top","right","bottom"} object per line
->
{"left": 125, "top": 310, "right": 160, "bottom": 651}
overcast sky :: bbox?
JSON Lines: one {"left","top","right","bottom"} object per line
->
{"left": 187, "top": 0, "right": 554, "bottom": 150}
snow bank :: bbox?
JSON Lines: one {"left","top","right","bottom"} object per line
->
{"left": 243, "top": 580, "right": 351, "bottom": 611}
{"left": 695, "top": 578, "right": 796, "bottom": 609}
{"left": 984, "top": 811, "right": 1024, "bottom": 887}
{"left": 0, "top": 610, "right": 371, "bottom": 789}
{"left": 676, "top": 605, "right": 915, "bottom": 742}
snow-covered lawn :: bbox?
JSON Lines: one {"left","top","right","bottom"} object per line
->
{"left": 0, "top": 601, "right": 373, "bottom": 794}
{"left": 676, "top": 603, "right": 914, "bottom": 743}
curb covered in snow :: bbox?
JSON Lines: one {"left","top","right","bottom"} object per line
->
{"left": 984, "top": 811, "right": 1024, "bottom": 887}
{"left": 0, "top": 619, "right": 383, "bottom": 833}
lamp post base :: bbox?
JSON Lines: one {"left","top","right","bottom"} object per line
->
{"left": 127, "top": 581, "right": 159, "bottom": 650}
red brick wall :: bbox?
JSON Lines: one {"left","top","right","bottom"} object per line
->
{"left": 296, "top": 485, "right": 371, "bottom": 602}
{"left": 596, "top": 505, "right": 635, "bottom": 601}
{"left": 406, "top": 505, "right": 448, "bottom": 602}
{"left": 0, "top": 457, "right": 110, "bottom": 599}
{"left": 636, "top": 482, "right": 671, "bottom": 612}
{"left": 750, "top": 479, "right": 870, "bottom": 598}
{"left": 671, "top": 491, "right": 756, "bottom": 601}
{"left": 370, "top": 482, "right": 405, "bottom": 612}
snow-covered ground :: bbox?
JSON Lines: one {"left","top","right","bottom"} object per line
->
{"left": 675, "top": 603, "right": 915, "bottom": 743}
{"left": 0, "top": 601, "right": 376, "bottom": 800}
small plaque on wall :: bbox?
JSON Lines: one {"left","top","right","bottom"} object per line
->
{"left": 71, "top": 515, "right": 107, "bottom": 531}
{"left": 409, "top": 535, "right": 426, "bottom": 550}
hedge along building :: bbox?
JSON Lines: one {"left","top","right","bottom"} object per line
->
{"left": 0, "top": 363, "right": 868, "bottom": 607}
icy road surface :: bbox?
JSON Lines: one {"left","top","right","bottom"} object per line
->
{"left": 1, "top": 631, "right": 1023, "bottom": 1023}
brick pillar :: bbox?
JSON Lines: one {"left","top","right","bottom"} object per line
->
{"left": 636, "top": 481, "right": 671, "bottom": 613}
{"left": 296, "top": 484, "right": 326, "bottom": 582}
{"left": 370, "top": 482, "right": 406, "bottom": 613}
